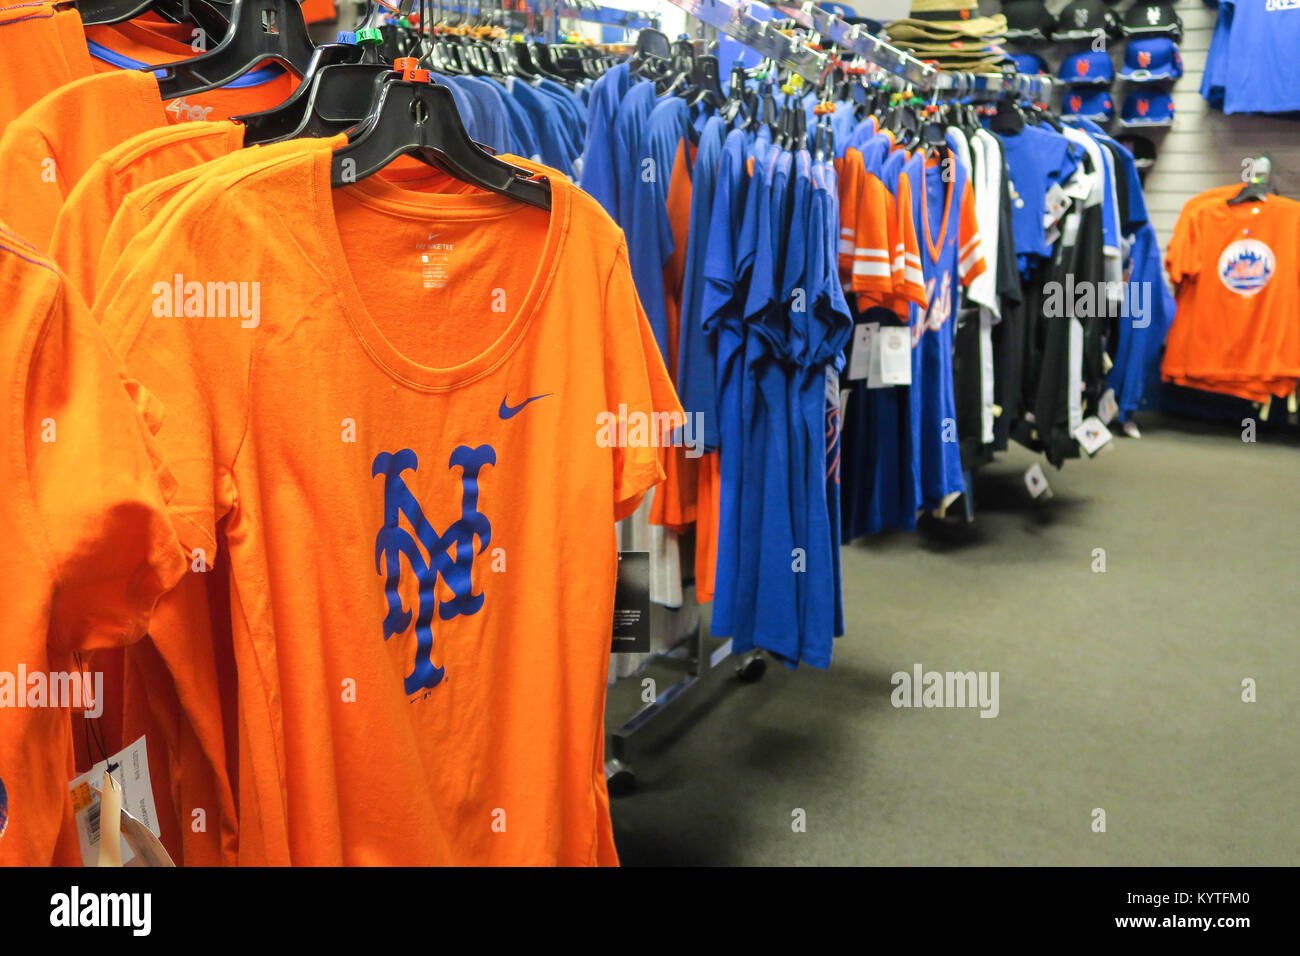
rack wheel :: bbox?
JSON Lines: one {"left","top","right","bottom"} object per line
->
{"left": 737, "top": 655, "right": 766, "bottom": 683}
{"left": 607, "top": 766, "right": 637, "bottom": 797}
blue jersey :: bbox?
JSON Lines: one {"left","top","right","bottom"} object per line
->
{"left": 904, "top": 146, "right": 986, "bottom": 512}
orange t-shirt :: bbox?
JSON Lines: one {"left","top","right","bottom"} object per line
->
{"left": 0, "top": 222, "right": 186, "bottom": 866}
{"left": 0, "top": 3, "right": 94, "bottom": 129}
{"left": 48, "top": 119, "right": 246, "bottom": 298}
{"left": 301, "top": 0, "right": 336, "bottom": 23}
{"left": 1162, "top": 195, "right": 1300, "bottom": 388}
{"left": 84, "top": 15, "right": 233, "bottom": 71}
{"left": 88, "top": 139, "right": 480, "bottom": 866}
{"left": 0, "top": 66, "right": 296, "bottom": 249}
{"left": 96, "top": 150, "right": 680, "bottom": 865}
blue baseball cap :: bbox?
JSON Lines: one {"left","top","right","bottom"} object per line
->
{"left": 1009, "top": 52, "right": 1050, "bottom": 76}
{"left": 1120, "top": 37, "right": 1183, "bottom": 82}
{"left": 1058, "top": 49, "right": 1114, "bottom": 85}
{"left": 1062, "top": 89, "right": 1114, "bottom": 122}
{"left": 1119, "top": 90, "right": 1174, "bottom": 126}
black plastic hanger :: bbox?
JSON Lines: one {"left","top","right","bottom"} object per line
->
{"left": 153, "top": 0, "right": 313, "bottom": 98}
{"left": 330, "top": 71, "right": 551, "bottom": 210}
{"left": 628, "top": 28, "right": 671, "bottom": 79}
{"left": 1227, "top": 181, "right": 1272, "bottom": 205}
{"left": 687, "top": 53, "right": 724, "bottom": 109}
{"left": 234, "top": 42, "right": 366, "bottom": 144}
{"left": 988, "top": 98, "right": 1024, "bottom": 135}
{"left": 76, "top": 0, "right": 228, "bottom": 34}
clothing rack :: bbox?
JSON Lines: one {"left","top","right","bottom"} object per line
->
{"left": 665, "top": 0, "right": 831, "bottom": 82}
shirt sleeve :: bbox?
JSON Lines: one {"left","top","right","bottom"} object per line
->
{"left": 95, "top": 188, "right": 254, "bottom": 561}
{"left": 1165, "top": 206, "right": 1199, "bottom": 286}
{"left": 16, "top": 253, "right": 187, "bottom": 651}
{"left": 603, "top": 241, "right": 683, "bottom": 520}
{"left": 957, "top": 180, "right": 988, "bottom": 286}
{"left": 850, "top": 170, "right": 896, "bottom": 298}
{"left": 895, "top": 173, "right": 929, "bottom": 309}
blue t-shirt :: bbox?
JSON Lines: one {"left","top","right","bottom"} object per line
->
{"left": 677, "top": 115, "right": 727, "bottom": 452}
{"left": 446, "top": 76, "right": 511, "bottom": 156}
{"left": 507, "top": 77, "right": 577, "bottom": 179}
{"left": 700, "top": 129, "right": 750, "bottom": 637}
{"left": 1222, "top": 0, "right": 1300, "bottom": 114}
{"left": 627, "top": 95, "right": 690, "bottom": 362}
{"left": 612, "top": 80, "right": 658, "bottom": 233}
{"left": 579, "top": 62, "right": 634, "bottom": 218}
{"left": 994, "top": 123, "right": 1083, "bottom": 266}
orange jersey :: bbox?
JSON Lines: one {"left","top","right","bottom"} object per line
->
{"left": 0, "top": 222, "right": 186, "bottom": 866}
{"left": 0, "top": 67, "right": 296, "bottom": 249}
{"left": 96, "top": 150, "right": 680, "bottom": 865}
{"left": 1162, "top": 195, "right": 1300, "bottom": 387}
{"left": 0, "top": 3, "right": 94, "bottom": 128}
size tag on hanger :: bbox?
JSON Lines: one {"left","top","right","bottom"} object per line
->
{"left": 1073, "top": 416, "right": 1114, "bottom": 456}
{"left": 825, "top": 366, "right": 840, "bottom": 409}
{"left": 1097, "top": 388, "right": 1119, "bottom": 425}
{"left": 1024, "top": 463, "right": 1053, "bottom": 499}
{"left": 611, "top": 552, "right": 650, "bottom": 654}
{"left": 68, "top": 736, "right": 159, "bottom": 867}
{"left": 847, "top": 323, "right": 877, "bottom": 381}
{"left": 878, "top": 326, "right": 912, "bottom": 386}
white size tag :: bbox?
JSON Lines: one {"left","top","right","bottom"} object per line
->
{"left": 1043, "top": 182, "right": 1070, "bottom": 227}
{"left": 1097, "top": 388, "right": 1119, "bottom": 425}
{"left": 825, "top": 365, "right": 840, "bottom": 407}
{"left": 1024, "top": 463, "right": 1052, "bottom": 499}
{"left": 839, "top": 387, "right": 851, "bottom": 422}
{"left": 867, "top": 324, "right": 885, "bottom": 388}
{"left": 1064, "top": 171, "right": 1093, "bottom": 202}
{"left": 69, "top": 735, "right": 160, "bottom": 867}
{"left": 847, "top": 322, "right": 876, "bottom": 381}
{"left": 879, "top": 326, "right": 912, "bottom": 385}
{"left": 1073, "top": 415, "right": 1114, "bottom": 455}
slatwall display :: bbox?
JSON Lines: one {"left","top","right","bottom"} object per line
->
{"left": 971, "top": 0, "right": 1299, "bottom": 243}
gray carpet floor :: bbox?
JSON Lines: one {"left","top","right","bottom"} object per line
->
{"left": 605, "top": 414, "right": 1300, "bottom": 865}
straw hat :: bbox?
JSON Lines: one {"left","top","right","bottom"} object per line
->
{"left": 886, "top": 0, "right": 1008, "bottom": 41}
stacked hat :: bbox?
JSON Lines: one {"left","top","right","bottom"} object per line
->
{"left": 1120, "top": 36, "right": 1183, "bottom": 81}
{"left": 1119, "top": 90, "right": 1174, "bottom": 126}
{"left": 1058, "top": 49, "right": 1114, "bottom": 86}
{"left": 1009, "top": 52, "right": 1050, "bottom": 76}
{"left": 1001, "top": 0, "right": 1055, "bottom": 42}
{"left": 1115, "top": 134, "right": 1157, "bottom": 170}
{"left": 1121, "top": 2, "right": 1183, "bottom": 40}
{"left": 885, "top": 0, "right": 1010, "bottom": 73}
{"left": 1051, "top": 0, "right": 1119, "bottom": 41}
{"left": 1062, "top": 89, "right": 1114, "bottom": 122}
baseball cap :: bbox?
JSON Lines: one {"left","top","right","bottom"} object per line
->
{"left": 1119, "top": 90, "right": 1174, "bottom": 126}
{"left": 1121, "top": 2, "right": 1183, "bottom": 40}
{"left": 1051, "top": 0, "right": 1118, "bottom": 41}
{"left": 1120, "top": 37, "right": 1183, "bottom": 81}
{"left": 1009, "top": 52, "right": 1050, "bottom": 75}
{"left": 1058, "top": 49, "right": 1115, "bottom": 85}
{"left": 1001, "top": 0, "right": 1055, "bottom": 42}
{"left": 1062, "top": 89, "right": 1114, "bottom": 122}
{"left": 1116, "top": 134, "right": 1156, "bottom": 169}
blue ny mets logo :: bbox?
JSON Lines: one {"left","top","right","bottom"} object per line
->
{"left": 372, "top": 445, "right": 496, "bottom": 696}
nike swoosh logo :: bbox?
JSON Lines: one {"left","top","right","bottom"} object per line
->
{"left": 499, "top": 393, "right": 553, "bottom": 419}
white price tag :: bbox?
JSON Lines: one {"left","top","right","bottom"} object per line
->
{"left": 879, "top": 326, "right": 912, "bottom": 386}
{"left": 1097, "top": 388, "right": 1119, "bottom": 425}
{"left": 1073, "top": 415, "right": 1114, "bottom": 456}
{"left": 847, "top": 323, "right": 876, "bottom": 381}
{"left": 1024, "top": 462, "right": 1052, "bottom": 499}
{"left": 68, "top": 735, "right": 160, "bottom": 867}
{"left": 825, "top": 365, "right": 840, "bottom": 407}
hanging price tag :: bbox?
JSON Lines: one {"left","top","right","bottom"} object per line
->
{"left": 847, "top": 323, "right": 877, "bottom": 381}
{"left": 1024, "top": 463, "right": 1053, "bottom": 499}
{"left": 879, "top": 326, "right": 912, "bottom": 385}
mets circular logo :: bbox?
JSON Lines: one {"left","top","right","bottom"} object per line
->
{"left": 1218, "top": 239, "right": 1275, "bottom": 296}
{"left": 0, "top": 773, "right": 7, "bottom": 842}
